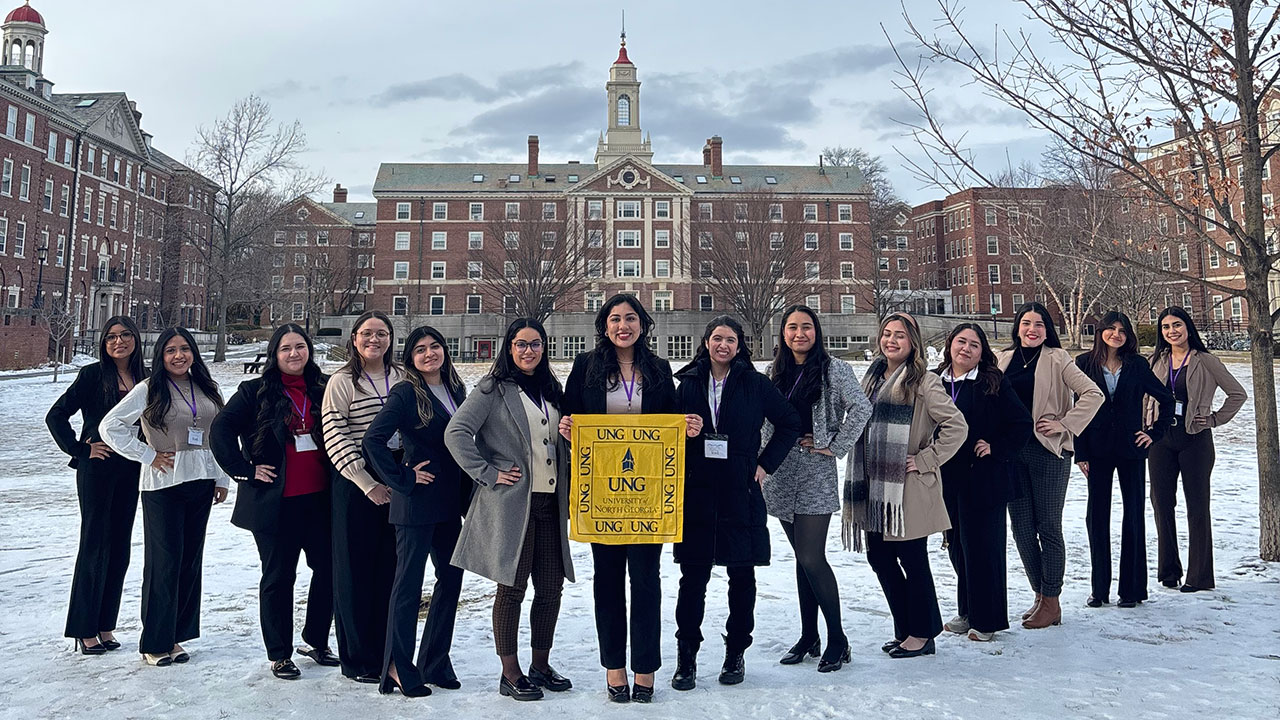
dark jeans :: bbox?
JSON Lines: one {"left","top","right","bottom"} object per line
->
{"left": 252, "top": 491, "right": 333, "bottom": 660}
{"left": 382, "top": 519, "right": 463, "bottom": 691}
{"left": 592, "top": 542, "right": 663, "bottom": 673}
{"left": 1148, "top": 423, "right": 1216, "bottom": 588}
{"left": 942, "top": 487, "right": 1009, "bottom": 633}
{"left": 674, "top": 563, "right": 756, "bottom": 651}
{"left": 865, "top": 533, "right": 942, "bottom": 641}
{"left": 65, "top": 458, "right": 138, "bottom": 638}
{"left": 139, "top": 479, "right": 214, "bottom": 655}
{"left": 1084, "top": 457, "right": 1148, "bottom": 602}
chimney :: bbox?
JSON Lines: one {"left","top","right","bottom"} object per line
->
{"left": 709, "top": 136, "right": 723, "bottom": 178}
{"left": 702, "top": 140, "right": 712, "bottom": 166}
{"left": 332, "top": 183, "right": 348, "bottom": 203}
{"left": 1173, "top": 119, "right": 1189, "bottom": 139}
{"left": 528, "top": 135, "right": 540, "bottom": 177}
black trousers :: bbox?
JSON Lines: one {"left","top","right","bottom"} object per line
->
{"left": 139, "top": 479, "right": 214, "bottom": 655}
{"left": 942, "top": 487, "right": 1009, "bottom": 633}
{"left": 592, "top": 542, "right": 663, "bottom": 673}
{"left": 674, "top": 563, "right": 756, "bottom": 651}
{"left": 1148, "top": 424, "right": 1217, "bottom": 588}
{"left": 332, "top": 476, "right": 396, "bottom": 678}
{"left": 252, "top": 491, "right": 334, "bottom": 661}
{"left": 381, "top": 519, "right": 463, "bottom": 691}
{"left": 493, "top": 493, "right": 564, "bottom": 656}
{"left": 1085, "top": 457, "right": 1148, "bottom": 603}
{"left": 865, "top": 533, "right": 942, "bottom": 641}
{"left": 65, "top": 457, "right": 139, "bottom": 638}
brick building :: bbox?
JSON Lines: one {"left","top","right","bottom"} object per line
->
{"left": 0, "top": 2, "right": 214, "bottom": 368}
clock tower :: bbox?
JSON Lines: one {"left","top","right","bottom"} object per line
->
{"left": 595, "top": 31, "right": 653, "bottom": 166}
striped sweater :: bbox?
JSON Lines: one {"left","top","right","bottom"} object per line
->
{"left": 321, "top": 366, "right": 403, "bottom": 493}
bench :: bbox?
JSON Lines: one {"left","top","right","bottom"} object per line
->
{"left": 242, "top": 353, "right": 267, "bottom": 374}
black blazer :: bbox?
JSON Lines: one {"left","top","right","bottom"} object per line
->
{"left": 1074, "top": 353, "right": 1176, "bottom": 463}
{"left": 210, "top": 376, "right": 331, "bottom": 534}
{"left": 363, "top": 381, "right": 471, "bottom": 526}
{"left": 561, "top": 351, "right": 680, "bottom": 416}
{"left": 938, "top": 373, "right": 1033, "bottom": 505}
{"left": 46, "top": 362, "right": 141, "bottom": 470}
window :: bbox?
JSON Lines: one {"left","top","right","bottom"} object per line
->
{"left": 769, "top": 204, "right": 783, "bottom": 221}
{"left": 472, "top": 174, "right": 485, "bottom": 183}
{"left": 698, "top": 203, "right": 712, "bottom": 220}
{"left": 839, "top": 233, "right": 854, "bottom": 251}
{"left": 63, "top": 138, "right": 71, "bottom": 164}
{"left": 734, "top": 203, "right": 747, "bottom": 221}
{"left": 838, "top": 204, "right": 852, "bottom": 222}
{"left": 878, "top": 257, "right": 889, "bottom": 271}
{"left": 586, "top": 229, "right": 603, "bottom": 248}
{"left": 295, "top": 230, "right": 308, "bottom": 245}
{"left": 770, "top": 232, "right": 784, "bottom": 250}
{"left": 617, "top": 94, "right": 631, "bottom": 125}
{"left": 653, "top": 291, "right": 673, "bottom": 311}
{"left": 729, "top": 176, "right": 742, "bottom": 185}
{"left": 840, "top": 261, "right": 854, "bottom": 280}
{"left": 986, "top": 236, "right": 999, "bottom": 254}
{"left": 272, "top": 254, "right": 286, "bottom": 268}
{"left": 654, "top": 229, "right": 670, "bottom": 248}
{"left": 985, "top": 207, "right": 997, "bottom": 226}
{"left": 1231, "top": 297, "right": 1243, "bottom": 319}
{"left": 396, "top": 202, "right": 411, "bottom": 220}
{"left": 468, "top": 231, "right": 483, "bottom": 249}
{"left": 988, "top": 264, "right": 1001, "bottom": 284}
{"left": 805, "top": 262, "right": 820, "bottom": 279}
{"left": 990, "top": 293, "right": 1003, "bottom": 314}
{"left": 894, "top": 258, "right": 907, "bottom": 271}
{"left": 735, "top": 232, "right": 748, "bottom": 249}
{"left": 504, "top": 261, "right": 517, "bottom": 279}
{"left": 1161, "top": 248, "right": 1171, "bottom": 270}
{"left": 504, "top": 232, "right": 519, "bottom": 249}
{"left": 112, "top": 158, "right": 120, "bottom": 183}
{"left": 898, "top": 279, "right": 910, "bottom": 290}
{"left": 1226, "top": 240, "right": 1238, "bottom": 266}
{"left": 293, "top": 275, "right": 305, "bottom": 290}
{"left": 805, "top": 233, "right": 819, "bottom": 251}
{"left": 1183, "top": 293, "right": 1194, "bottom": 309}
{"left": 18, "top": 164, "right": 29, "bottom": 201}
{"left": 695, "top": 175, "right": 707, "bottom": 184}
{"left": 617, "top": 259, "right": 642, "bottom": 277}
{"left": 508, "top": 174, "right": 521, "bottom": 183}
{"left": 389, "top": 296, "right": 408, "bottom": 316}
{"left": 432, "top": 231, "right": 447, "bottom": 250}
{"left": 42, "top": 179, "right": 52, "bottom": 212}
{"left": 46, "top": 130, "right": 55, "bottom": 160}
{"left": 698, "top": 232, "right": 712, "bottom": 249}
{"left": 655, "top": 201, "right": 670, "bottom": 218}
{"left": 393, "top": 261, "right": 409, "bottom": 280}
{"left": 1179, "top": 245, "right": 1190, "bottom": 271}
{"left": 666, "top": 335, "right": 694, "bottom": 359}
{"left": 1010, "top": 264, "right": 1023, "bottom": 283}
{"left": 466, "top": 295, "right": 482, "bottom": 314}
{"left": 699, "top": 294, "right": 714, "bottom": 312}
{"left": 1209, "top": 248, "right": 1221, "bottom": 269}
{"left": 1012, "top": 293, "right": 1025, "bottom": 308}
{"left": 433, "top": 202, "right": 447, "bottom": 220}
{"left": 108, "top": 197, "right": 116, "bottom": 227}
{"left": 588, "top": 200, "right": 603, "bottom": 219}
{"left": 469, "top": 202, "right": 484, "bottom": 221}
{"left": 505, "top": 202, "right": 519, "bottom": 219}
{"left": 655, "top": 259, "right": 671, "bottom": 278}
{"left": 542, "top": 232, "right": 556, "bottom": 248}
{"left": 429, "top": 296, "right": 445, "bottom": 315}
{"left": 617, "top": 201, "right": 640, "bottom": 218}
{"left": 568, "top": 174, "right": 579, "bottom": 183}
{"left": 294, "top": 252, "right": 307, "bottom": 267}
{"left": 699, "top": 260, "right": 713, "bottom": 278}
{"left": 614, "top": 229, "right": 641, "bottom": 248}
{"left": 23, "top": 112, "right": 33, "bottom": 143}
{"left": 316, "top": 230, "right": 329, "bottom": 246}
{"left": 543, "top": 202, "right": 556, "bottom": 220}
{"left": 431, "top": 261, "right": 445, "bottom": 280}
{"left": 841, "top": 295, "right": 856, "bottom": 314}
{"left": 273, "top": 230, "right": 286, "bottom": 246}
{"left": 587, "top": 260, "right": 603, "bottom": 278}
{"left": 468, "top": 261, "right": 482, "bottom": 279}
{"left": 804, "top": 204, "right": 818, "bottom": 221}
{"left": 1212, "top": 296, "right": 1224, "bottom": 320}
{"left": 0, "top": 217, "right": 5, "bottom": 253}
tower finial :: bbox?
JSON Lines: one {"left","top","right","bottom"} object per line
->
{"left": 621, "top": 10, "right": 626, "bottom": 46}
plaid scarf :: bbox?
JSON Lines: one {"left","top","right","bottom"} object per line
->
{"left": 843, "top": 360, "right": 914, "bottom": 551}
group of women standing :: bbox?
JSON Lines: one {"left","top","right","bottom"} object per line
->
{"left": 48, "top": 296, "right": 1246, "bottom": 699}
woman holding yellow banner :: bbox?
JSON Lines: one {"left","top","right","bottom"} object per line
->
{"left": 670, "top": 316, "right": 801, "bottom": 691}
{"left": 559, "top": 293, "right": 703, "bottom": 704}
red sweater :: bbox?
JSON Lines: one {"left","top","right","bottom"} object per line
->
{"left": 282, "top": 373, "right": 326, "bottom": 497}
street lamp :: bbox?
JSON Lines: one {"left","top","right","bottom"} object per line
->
{"left": 32, "top": 244, "right": 48, "bottom": 308}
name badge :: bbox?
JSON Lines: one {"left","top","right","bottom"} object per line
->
{"left": 295, "top": 432, "right": 318, "bottom": 452}
{"left": 704, "top": 433, "right": 729, "bottom": 459}
{"left": 187, "top": 426, "right": 204, "bottom": 447}
{"left": 1175, "top": 401, "right": 1184, "bottom": 417}
{"left": 388, "top": 431, "right": 403, "bottom": 451}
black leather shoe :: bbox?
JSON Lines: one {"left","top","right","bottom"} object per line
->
{"left": 528, "top": 664, "right": 572, "bottom": 692}
{"left": 631, "top": 683, "right": 654, "bottom": 703}
{"left": 353, "top": 673, "right": 381, "bottom": 684}
{"left": 888, "top": 638, "right": 936, "bottom": 659}
{"left": 718, "top": 637, "right": 745, "bottom": 685}
{"left": 98, "top": 637, "right": 122, "bottom": 651}
{"left": 499, "top": 674, "right": 544, "bottom": 701}
{"left": 272, "top": 659, "right": 301, "bottom": 680}
{"left": 1180, "top": 584, "right": 1209, "bottom": 593}
{"left": 671, "top": 643, "right": 697, "bottom": 691}
{"left": 1161, "top": 578, "right": 1180, "bottom": 589}
{"left": 75, "top": 638, "right": 107, "bottom": 656}
{"left": 1117, "top": 599, "right": 1141, "bottom": 608}
{"left": 380, "top": 675, "right": 432, "bottom": 697}
{"left": 427, "top": 677, "right": 462, "bottom": 690}
{"left": 1086, "top": 595, "right": 1108, "bottom": 608}
{"left": 607, "top": 683, "right": 631, "bottom": 703}
{"left": 817, "top": 639, "right": 851, "bottom": 673}
{"left": 779, "top": 637, "right": 820, "bottom": 665}
{"left": 880, "top": 639, "right": 903, "bottom": 654}
{"left": 297, "top": 645, "right": 340, "bottom": 667}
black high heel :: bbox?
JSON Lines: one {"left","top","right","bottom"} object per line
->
{"left": 75, "top": 638, "right": 106, "bottom": 656}
{"left": 779, "top": 637, "right": 821, "bottom": 665}
{"left": 817, "top": 640, "right": 851, "bottom": 673}
{"left": 98, "top": 636, "right": 121, "bottom": 651}
{"left": 379, "top": 674, "right": 432, "bottom": 698}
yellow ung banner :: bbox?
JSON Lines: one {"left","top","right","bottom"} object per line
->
{"left": 570, "top": 414, "right": 686, "bottom": 545}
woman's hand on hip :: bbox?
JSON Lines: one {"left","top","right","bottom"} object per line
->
{"left": 413, "top": 460, "right": 435, "bottom": 485}
{"left": 496, "top": 465, "right": 523, "bottom": 486}
{"left": 754, "top": 464, "right": 767, "bottom": 488}
{"left": 150, "top": 452, "right": 175, "bottom": 473}
{"left": 87, "top": 441, "right": 114, "bottom": 460}
{"left": 253, "top": 464, "right": 276, "bottom": 483}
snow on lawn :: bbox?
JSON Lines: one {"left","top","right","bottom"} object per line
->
{"left": 1, "top": 359, "right": 1277, "bottom": 719}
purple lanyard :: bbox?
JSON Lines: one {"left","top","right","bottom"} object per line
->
{"left": 535, "top": 394, "right": 549, "bottom": 420}
{"left": 621, "top": 372, "right": 638, "bottom": 407}
{"left": 1169, "top": 352, "right": 1190, "bottom": 389}
{"left": 786, "top": 368, "right": 806, "bottom": 401}
{"left": 438, "top": 386, "right": 458, "bottom": 415}
{"left": 710, "top": 373, "right": 727, "bottom": 431}
{"left": 168, "top": 376, "right": 198, "bottom": 421}
{"left": 363, "top": 370, "right": 391, "bottom": 406}
{"left": 284, "top": 388, "right": 310, "bottom": 430}
{"left": 949, "top": 375, "right": 961, "bottom": 404}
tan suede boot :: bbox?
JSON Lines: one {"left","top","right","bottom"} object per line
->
{"left": 1021, "top": 593, "right": 1042, "bottom": 621}
{"left": 1022, "top": 595, "right": 1062, "bottom": 629}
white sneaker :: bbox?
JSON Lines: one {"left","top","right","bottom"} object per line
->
{"left": 967, "top": 629, "right": 995, "bottom": 642}
{"left": 944, "top": 615, "right": 970, "bottom": 634}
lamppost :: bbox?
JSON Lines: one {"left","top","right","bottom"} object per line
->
{"left": 32, "top": 244, "right": 48, "bottom": 308}
{"left": 305, "top": 268, "right": 315, "bottom": 335}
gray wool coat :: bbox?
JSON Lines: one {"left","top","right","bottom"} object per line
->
{"left": 444, "top": 377, "right": 575, "bottom": 587}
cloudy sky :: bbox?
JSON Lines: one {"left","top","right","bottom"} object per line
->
{"left": 34, "top": 0, "right": 1063, "bottom": 203}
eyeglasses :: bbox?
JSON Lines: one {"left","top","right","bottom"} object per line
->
{"left": 513, "top": 340, "right": 544, "bottom": 352}
{"left": 105, "top": 332, "right": 134, "bottom": 344}
{"left": 357, "top": 330, "right": 390, "bottom": 340}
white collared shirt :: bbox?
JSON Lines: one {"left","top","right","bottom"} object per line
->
{"left": 100, "top": 379, "right": 231, "bottom": 492}
{"left": 940, "top": 366, "right": 980, "bottom": 382}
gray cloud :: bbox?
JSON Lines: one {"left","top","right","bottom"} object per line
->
{"left": 371, "top": 62, "right": 587, "bottom": 108}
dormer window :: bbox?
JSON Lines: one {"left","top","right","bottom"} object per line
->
{"left": 729, "top": 176, "right": 742, "bottom": 184}
{"left": 472, "top": 174, "right": 484, "bottom": 183}
{"left": 765, "top": 176, "right": 777, "bottom": 184}
{"left": 508, "top": 174, "right": 521, "bottom": 183}
{"left": 695, "top": 175, "right": 708, "bottom": 184}
{"left": 568, "top": 174, "right": 579, "bottom": 183}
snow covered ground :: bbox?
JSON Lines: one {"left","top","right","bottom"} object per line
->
{"left": 1, "top": 355, "right": 1278, "bottom": 719}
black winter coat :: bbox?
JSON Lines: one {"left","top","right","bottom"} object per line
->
{"left": 561, "top": 351, "right": 679, "bottom": 415}
{"left": 46, "top": 362, "right": 143, "bottom": 482}
{"left": 363, "top": 381, "right": 471, "bottom": 526}
{"left": 1073, "top": 353, "right": 1176, "bottom": 463}
{"left": 210, "top": 376, "right": 331, "bottom": 534}
{"left": 672, "top": 358, "right": 801, "bottom": 567}
{"left": 937, "top": 373, "right": 1033, "bottom": 506}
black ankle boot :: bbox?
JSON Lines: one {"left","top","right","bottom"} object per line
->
{"left": 671, "top": 641, "right": 698, "bottom": 691}
{"left": 719, "top": 636, "right": 746, "bottom": 685}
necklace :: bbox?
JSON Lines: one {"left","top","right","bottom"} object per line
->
{"left": 1017, "top": 346, "right": 1042, "bottom": 369}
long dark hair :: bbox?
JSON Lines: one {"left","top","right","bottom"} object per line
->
{"left": 144, "top": 327, "right": 223, "bottom": 433}
{"left": 97, "top": 315, "right": 147, "bottom": 409}
{"left": 483, "top": 317, "right": 563, "bottom": 409}
{"left": 401, "top": 325, "right": 465, "bottom": 428}
{"left": 253, "top": 324, "right": 325, "bottom": 458}
{"left": 935, "top": 322, "right": 1002, "bottom": 396}
{"left": 769, "top": 304, "right": 829, "bottom": 405}
{"left": 1153, "top": 305, "right": 1209, "bottom": 359}
{"left": 677, "top": 315, "right": 753, "bottom": 376}
{"left": 1007, "top": 301, "right": 1062, "bottom": 350}
{"left": 583, "top": 293, "right": 668, "bottom": 393}
{"left": 340, "top": 310, "right": 399, "bottom": 391}
{"left": 1083, "top": 310, "right": 1139, "bottom": 373}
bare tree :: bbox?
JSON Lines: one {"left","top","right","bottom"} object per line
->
{"left": 39, "top": 298, "right": 77, "bottom": 382}
{"left": 189, "top": 95, "right": 326, "bottom": 361}
{"left": 691, "top": 190, "right": 812, "bottom": 356}
{"left": 892, "top": 0, "right": 1280, "bottom": 558}
{"left": 471, "top": 199, "right": 602, "bottom": 322}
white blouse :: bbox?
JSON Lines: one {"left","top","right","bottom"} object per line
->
{"left": 100, "top": 379, "right": 231, "bottom": 492}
